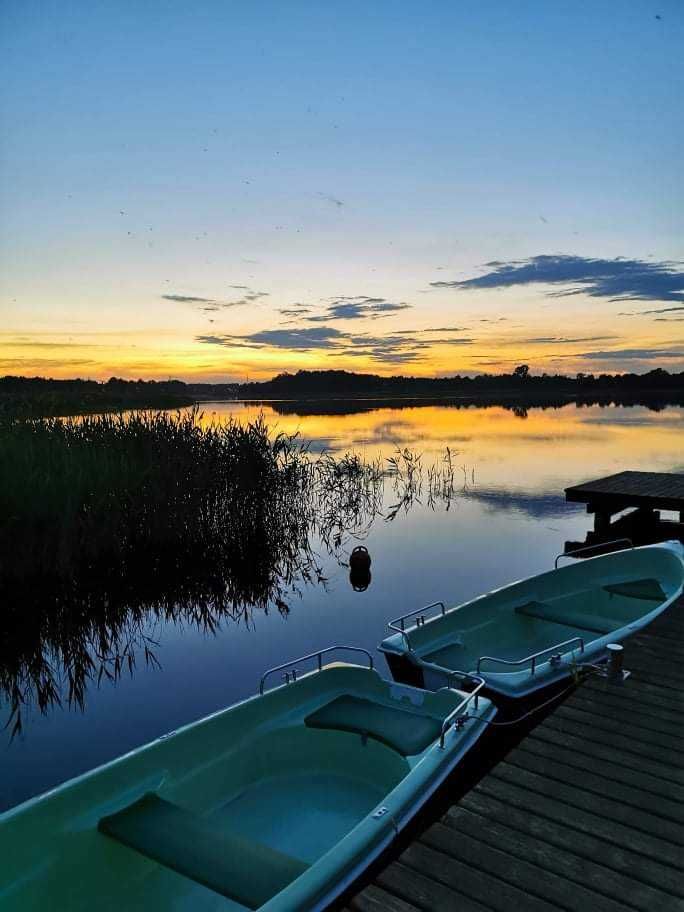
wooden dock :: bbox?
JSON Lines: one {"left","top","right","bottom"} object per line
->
{"left": 566, "top": 470, "right": 684, "bottom": 536}
{"left": 345, "top": 594, "right": 684, "bottom": 912}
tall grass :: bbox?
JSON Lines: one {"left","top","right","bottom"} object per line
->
{"left": 0, "top": 409, "right": 465, "bottom": 734}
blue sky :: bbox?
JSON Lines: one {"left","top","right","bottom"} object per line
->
{"left": 1, "top": 1, "right": 683, "bottom": 379}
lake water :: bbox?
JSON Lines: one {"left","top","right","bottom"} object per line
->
{"left": 2, "top": 399, "right": 683, "bottom": 811}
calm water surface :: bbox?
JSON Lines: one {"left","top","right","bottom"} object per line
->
{"left": 2, "top": 400, "right": 683, "bottom": 810}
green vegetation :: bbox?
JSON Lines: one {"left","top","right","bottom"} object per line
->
{"left": 2, "top": 410, "right": 464, "bottom": 733}
{"left": 0, "top": 408, "right": 468, "bottom": 734}
{"left": 0, "top": 411, "right": 319, "bottom": 732}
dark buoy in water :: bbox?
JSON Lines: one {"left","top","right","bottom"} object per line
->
{"left": 349, "top": 546, "right": 371, "bottom": 573}
{"left": 349, "top": 546, "right": 372, "bottom": 591}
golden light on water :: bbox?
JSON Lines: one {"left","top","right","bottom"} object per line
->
{"left": 188, "top": 401, "right": 684, "bottom": 493}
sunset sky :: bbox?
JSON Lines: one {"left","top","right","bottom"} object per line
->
{"left": 1, "top": 1, "right": 683, "bottom": 381}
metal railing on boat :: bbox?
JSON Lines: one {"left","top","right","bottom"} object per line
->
{"left": 476, "top": 636, "right": 585, "bottom": 676}
{"left": 554, "top": 538, "right": 633, "bottom": 569}
{"left": 259, "top": 645, "right": 374, "bottom": 695}
{"left": 388, "top": 601, "right": 447, "bottom": 650}
{"left": 438, "top": 673, "right": 487, "bottom": 749}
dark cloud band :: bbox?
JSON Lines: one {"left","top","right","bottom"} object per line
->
{"left": 431, "top": 255, "right": 684, "bottom": 305}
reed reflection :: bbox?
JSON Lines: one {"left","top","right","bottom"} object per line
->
{"left": 0, "top": 410, "right": 462, "bottom": 736}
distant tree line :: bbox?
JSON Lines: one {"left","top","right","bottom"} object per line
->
{"left": 236, "top": 366, "right": 684, "bottom": 400}
{"left": 2, "top": 367, "right": 683, "bottom": 417}
{"left": 0, "top": 376, "right": 193, "bottom": 418}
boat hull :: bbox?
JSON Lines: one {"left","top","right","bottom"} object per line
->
{"left": 380, "top": 541, "right": 684, "bottom": 700}
{"left": 0, "top": 663, "right": 495, "bottom": 911}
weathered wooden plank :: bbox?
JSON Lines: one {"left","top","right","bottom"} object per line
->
{"left": 569, "top": 688, "right": 684, "bottom": 734}
{"left": 565, "top": 471, "right": 684, "bottom": 509}
{"left": 422, "top": 820, "right": 633, "bottom": 912}
{"left": 581, "top": 675, "right": 684, "bottom": 714}
{"left": 472, "top": 779, "right": 684, "bottom": 896}
{"left": 445, "top": 803, "right": 682, "bottom": 912}
{"left": 631, "top": 631, "right": 684, "bottom": 657}
{"left": 618, "top": 661, "right": 684, "bottom": 688}
{"left": 554, "top": 703, "right": 684, "bottom": 752}
{"left": 490, "top": 763, "right": 684, "bottom": 863}
{"left": 623, "top": 648, "right": 684, "bottom": 678}
{"left": 621, "top": 646, "right": 684, "bottom": 672}
{"left": 400, "top": 841, "right": 557, "bottom": 912}
{"left": 541, "top": 711, "right": 684, "bottom": 776}
{"left": 570, "top": 693, "right": 681, "bottom": 734}
{"left": 376, "top": 862, "right": 491, "bottom": 912}
{"left": 349, "top": 884, "right": 421, "bottom": 912}
{"left": 507, "top": 743, "right": 684, "bottom": 827}
{"left": 567, "top": 693, "right": 684, "bottom": 739}
{"left": 522, "top": 731, "right": 684, "bottom": 804}
{"left": 530, "top": 720, "right": 684, "bottom": 787}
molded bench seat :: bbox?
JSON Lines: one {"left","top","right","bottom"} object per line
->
{"left": 305, "top": 695, "right": 443, "bottom": 756}
{"left": 603, "top": 578, "right": 667, "bottom": 602}
{"left": 514, "top": 600, "right": 622, "bottom": 635}
{"left": 99, "top": 794, "right": 308, "bottom": 909}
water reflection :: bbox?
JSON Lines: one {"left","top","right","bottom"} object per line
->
{"left": 0, "top": 430, "right": 461, "bottom": 738}
{"left": 255, "top": 392, "right": 684, "bottom": 419}
{"left": 2, "top": 399, "right": 683, "bottom": 810}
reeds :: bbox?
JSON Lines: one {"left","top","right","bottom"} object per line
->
{"left": 0, "top": 410, "right": 469, "bottom": 734}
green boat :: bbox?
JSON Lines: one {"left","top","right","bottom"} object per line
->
{"left": 380, "top": 540, "right": 684, "bottom": 699}
{"left": 0, "top": 647, "right": 494, "bottom": 911}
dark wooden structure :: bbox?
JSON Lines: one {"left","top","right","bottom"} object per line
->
{"left": 565, "top": 470, "right": 684, "bottom": 537}
{"left": 346, "top": 593, "right": 684, "bottom": 912}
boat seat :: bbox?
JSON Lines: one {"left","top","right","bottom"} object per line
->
{"left": 603, "top": 578, "right": 667, "bottom": 601}
{"left": 99, "top": 793, "right": 307, "bottom": 910}
{"left": 514, "top": 600, "right": 622, "bottom": 635}
{"left": 305, "top": 695, "right": 443, "bottom": 756}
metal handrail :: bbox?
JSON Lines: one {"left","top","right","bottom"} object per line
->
{"left": 554, "top": 538, "right": 633, "bottom": 569}
{"left": 388, "top": 601, "right": 447, "bottom": 650}
{"left": 259, "top": 645, "right": 374, "bottom": 695}
{"left": 439, "top": 675, "right": 486, "bottom": 748}
{"left": 477, "top": 636, "right": 585, "bottom": 676}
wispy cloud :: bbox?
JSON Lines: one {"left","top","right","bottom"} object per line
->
{"left": 521, "top": 335, "right": 618, "bottom": 344}
{"left": 162, "top": 285, "right": 269, "bottom": 311}
{"left": 576, "top": 347, "right": 684, "bottom": 361}
{"left": 393, "top": 326, "right": 469, "bottom": 335}
{"left": 0, "top": 340, "right": 95, "bottom": 349}
{"left": 635, "top": 305, "right": 684, "bottom": 315}
{"left": 196, "top": 325, "right": 474, "bottom": 365}
{"left": 0, "top": 357, "right": 97, "bottom": 369}
{"left": 278, "top": 305, "right": 312, "bottom": 316}
{"left": 162, "top": 294, "right": 215, "bottom": 304}
{"left": 431, "top": 255, "right": 684, "bottom": 305}
{"left": 197, "top": 327, "right": 345, "bottom": 351}
{"left": 304, "top": 296, "right": 412, "bottom": 323}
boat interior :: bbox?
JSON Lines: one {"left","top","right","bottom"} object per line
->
{"left": 389, "top": 545, "right": 683, "bottom": 676}
{"left": 2, "top": 664, "right": 490, "bottom": 912}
